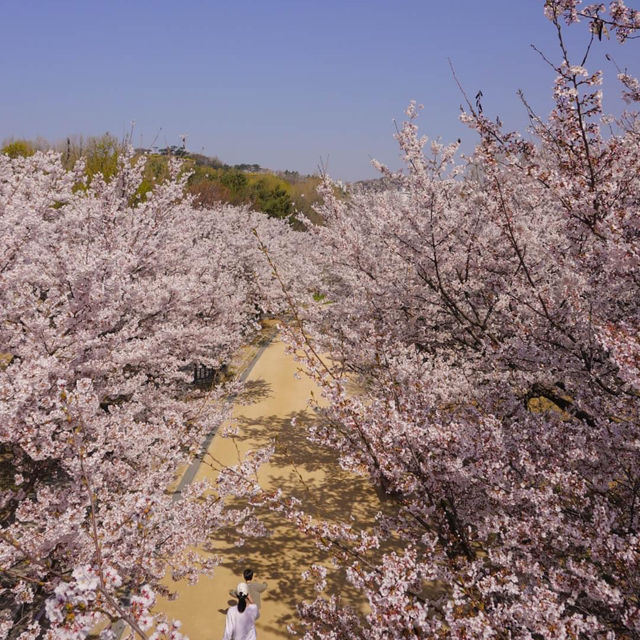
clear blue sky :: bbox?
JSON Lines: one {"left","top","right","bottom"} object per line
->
{"left": 0, "top": 1, "right": 635, "bottom": 181}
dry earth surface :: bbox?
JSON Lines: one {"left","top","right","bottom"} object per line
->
{"left": 155, "top": 326, "right": 384, "bottom": 639}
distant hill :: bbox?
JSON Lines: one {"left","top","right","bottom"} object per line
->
{"left": 3, "top": 135, "right": 326, "bottom": 227}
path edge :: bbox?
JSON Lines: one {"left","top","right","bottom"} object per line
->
{"left": 172, "top": 326, "right": 278, "bottom": 498}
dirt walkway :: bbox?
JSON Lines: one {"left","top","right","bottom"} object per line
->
{"left": 156, "top": 333, "right": 383, "bottom": 639}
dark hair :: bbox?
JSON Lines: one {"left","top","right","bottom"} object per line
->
{"left": 237, "top": 593, "right": 247, "bottom": 613}
{"left": 243, "top": 569, "right": 254, "bottom": 581}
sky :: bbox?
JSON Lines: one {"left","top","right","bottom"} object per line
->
{"left": 0, "top": 1, "right": 635, "bottom": 181}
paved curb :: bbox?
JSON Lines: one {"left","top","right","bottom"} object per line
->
{"left": 172, "top": 327, "right": 278, "bottom": 498}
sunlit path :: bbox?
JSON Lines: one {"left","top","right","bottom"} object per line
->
{"left": 155, "top": 333, "right": 383, "bottom": 639}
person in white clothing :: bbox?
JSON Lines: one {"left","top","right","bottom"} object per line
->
{"left": 222, "top": 582, "right": 259, "bottom": 640}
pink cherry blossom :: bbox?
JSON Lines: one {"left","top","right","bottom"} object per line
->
{"left": 273, "top": 1, "right": 640, "bottom": 636}
{"left": 1, "top": 148, "right": 310, "bottom": 638}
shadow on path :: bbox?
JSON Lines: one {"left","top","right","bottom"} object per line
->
{"left": 210, "top": 398, "right": 382, "bottom": 637}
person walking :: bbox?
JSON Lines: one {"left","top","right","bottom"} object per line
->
{"left": 229, "top": 568, "right": 268, "bottom": 611}
{"left": 222, "top": 582, "right": 259, "bottom": 640}
{"left": 243, "top": 568, "right": 267, "bottom": 611}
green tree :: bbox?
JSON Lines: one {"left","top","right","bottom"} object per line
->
{"left": 1, "top": 140, "right": 35, "bottom": 158}
{"left": 220, "top": 170, "right": 249, "bottom": 194}
{"left": 83, "top": 134, "right": 122, "bottom": 181}
{"left": 249, "top": 178, "right": 293, "bottom": 220}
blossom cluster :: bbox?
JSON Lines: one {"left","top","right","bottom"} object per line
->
{"left": 0, "top": 149, "right": 309, "bottom": 638}
{"left": 278, "top": 1, "right": 640, "bottom": 637}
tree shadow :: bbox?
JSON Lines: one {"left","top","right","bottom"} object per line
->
{"left": 234, "top": 378, "right": 273, "bottom": 405}
{"left": 211, "top": 517, "right": 368, "bottom": 637}
{"left": 234, "top": 410, "right": 332, "bottom": 467}
{"left": 234, "top": 410, "right": 378, "bottom": 515}
{"left": 211, "top": 407, "right": 390, "bottom": 637}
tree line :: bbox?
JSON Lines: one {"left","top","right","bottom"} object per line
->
{"left": 0, "top": 135, "right": 325, "bottom": 227}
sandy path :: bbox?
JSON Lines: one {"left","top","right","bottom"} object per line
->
{"left": 155, "top": 333, "right": 382, "bottom": 640}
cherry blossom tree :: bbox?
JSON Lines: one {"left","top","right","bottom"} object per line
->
{"left": 279, "top": 1, "right": 640, "bottom": 637}
{"left": 4, "top": 2, "right": 640, "bottom": 638}
{"left": 0, "top": 151, "right": 304, "bottom": 640}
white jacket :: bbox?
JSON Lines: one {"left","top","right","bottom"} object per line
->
{"left": 222, "top": 603, "right": 259, "bottom": 640}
